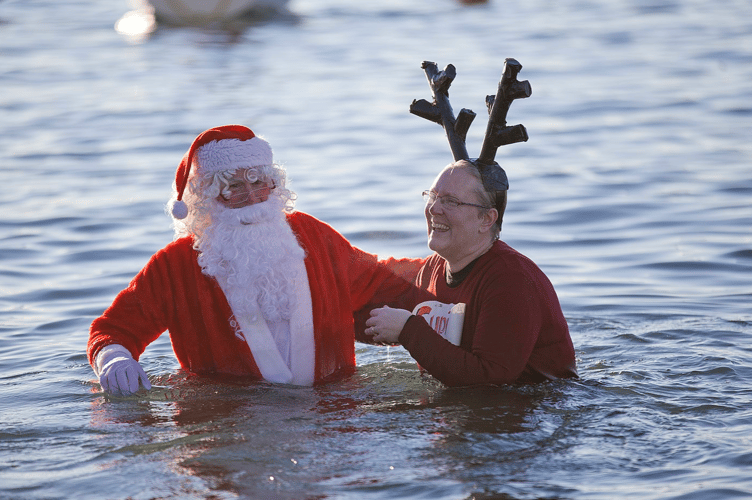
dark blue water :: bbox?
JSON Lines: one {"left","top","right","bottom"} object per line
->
{"left": 1, "top": 0, "right": 751, "bottom": 498}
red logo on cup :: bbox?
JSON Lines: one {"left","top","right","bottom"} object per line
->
{"left": 416, "top": 306, "right": 432, "bottom": 316}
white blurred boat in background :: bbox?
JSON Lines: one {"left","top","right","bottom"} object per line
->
{"left": 116, "top": 0, "right": 291, "bottom": 38}
{"left": 125, "top": 0, "right": 290, "bottom": 27}
{"left": 148, "top": 0, "right": 290, "bottom": 24}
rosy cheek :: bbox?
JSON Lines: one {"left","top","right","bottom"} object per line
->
{"left": 254, "top": 187, "right": 271, "bottom": 203}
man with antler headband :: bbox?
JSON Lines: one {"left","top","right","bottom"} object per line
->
{"left": 87, "top": 125, "right": 423, "bottom": 395}
{"left": 365, "top": 60, "right": 578, "bottom": 386}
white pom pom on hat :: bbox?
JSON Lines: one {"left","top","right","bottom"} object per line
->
{"left": 171, "top": 199, "right": 189, "bottom": 219}
{"left": 170, "top": 124, "right": 273, "bottom": 219}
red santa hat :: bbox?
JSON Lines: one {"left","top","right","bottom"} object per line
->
{"left": 171, "top": 124, "right": 274, "bottom": 219}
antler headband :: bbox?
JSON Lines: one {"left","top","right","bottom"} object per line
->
{"left": 409, "top": 58, "right": 532, "bottom": 191}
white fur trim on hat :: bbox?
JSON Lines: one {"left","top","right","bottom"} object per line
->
{"left": 195, "top": 137, "right": 273, "bottom": 173}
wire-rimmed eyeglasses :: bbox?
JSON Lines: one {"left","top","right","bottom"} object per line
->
{"left": 422, "top": 190, "right": 491, "bottom": 210}
{"left": 218, "top": 181, "right": 276, "bottom": 208}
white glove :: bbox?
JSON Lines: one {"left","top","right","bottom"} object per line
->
{"left": 94, "top": 344, "right": 151, "bottom": 395}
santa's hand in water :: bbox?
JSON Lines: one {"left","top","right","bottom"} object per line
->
{"left": 95, "top": 345, "right": 151, "bottom": 395}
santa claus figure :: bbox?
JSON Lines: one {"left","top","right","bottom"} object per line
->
{"left": 88, "top": 125, "right": 423, "bottom": 395}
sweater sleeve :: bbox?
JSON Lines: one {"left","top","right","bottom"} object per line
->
{"left": 350, "top": 254, "right": 429, "bottom": 343}
{"left": 399, "top": 268, "right": 542, "bottom": 387}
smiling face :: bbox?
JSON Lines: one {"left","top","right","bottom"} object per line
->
{"left": 425, "top": 165, "right": 498, "bottom": 271}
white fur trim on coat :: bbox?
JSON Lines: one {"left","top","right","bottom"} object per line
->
{"left": 223, "top": 256, "right": 315, "bottom": 386}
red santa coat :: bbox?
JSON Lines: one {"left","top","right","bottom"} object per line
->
{"left": 87, "top": 211, "right": 421, "bottom": 384}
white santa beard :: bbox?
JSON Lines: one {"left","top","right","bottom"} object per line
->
{"left": 195, "top": 195, "right": 306, "bottom": 324}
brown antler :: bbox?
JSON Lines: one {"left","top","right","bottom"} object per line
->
{"left": 478, "top": 58, "right": 531, "bottom": 165}
{"left": 409, "top": 61, "right": 477, "bottom": 161}
{"left": 410, "top": 58, "right": 531, "bottom": 170}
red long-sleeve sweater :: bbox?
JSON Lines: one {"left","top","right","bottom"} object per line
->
{"left": 399, "top": 241, "right": 578, "bottom": 387}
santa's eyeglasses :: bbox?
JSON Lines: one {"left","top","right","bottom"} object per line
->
{"left": 219, "top": 181, "right": 276, "bottom": 206}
